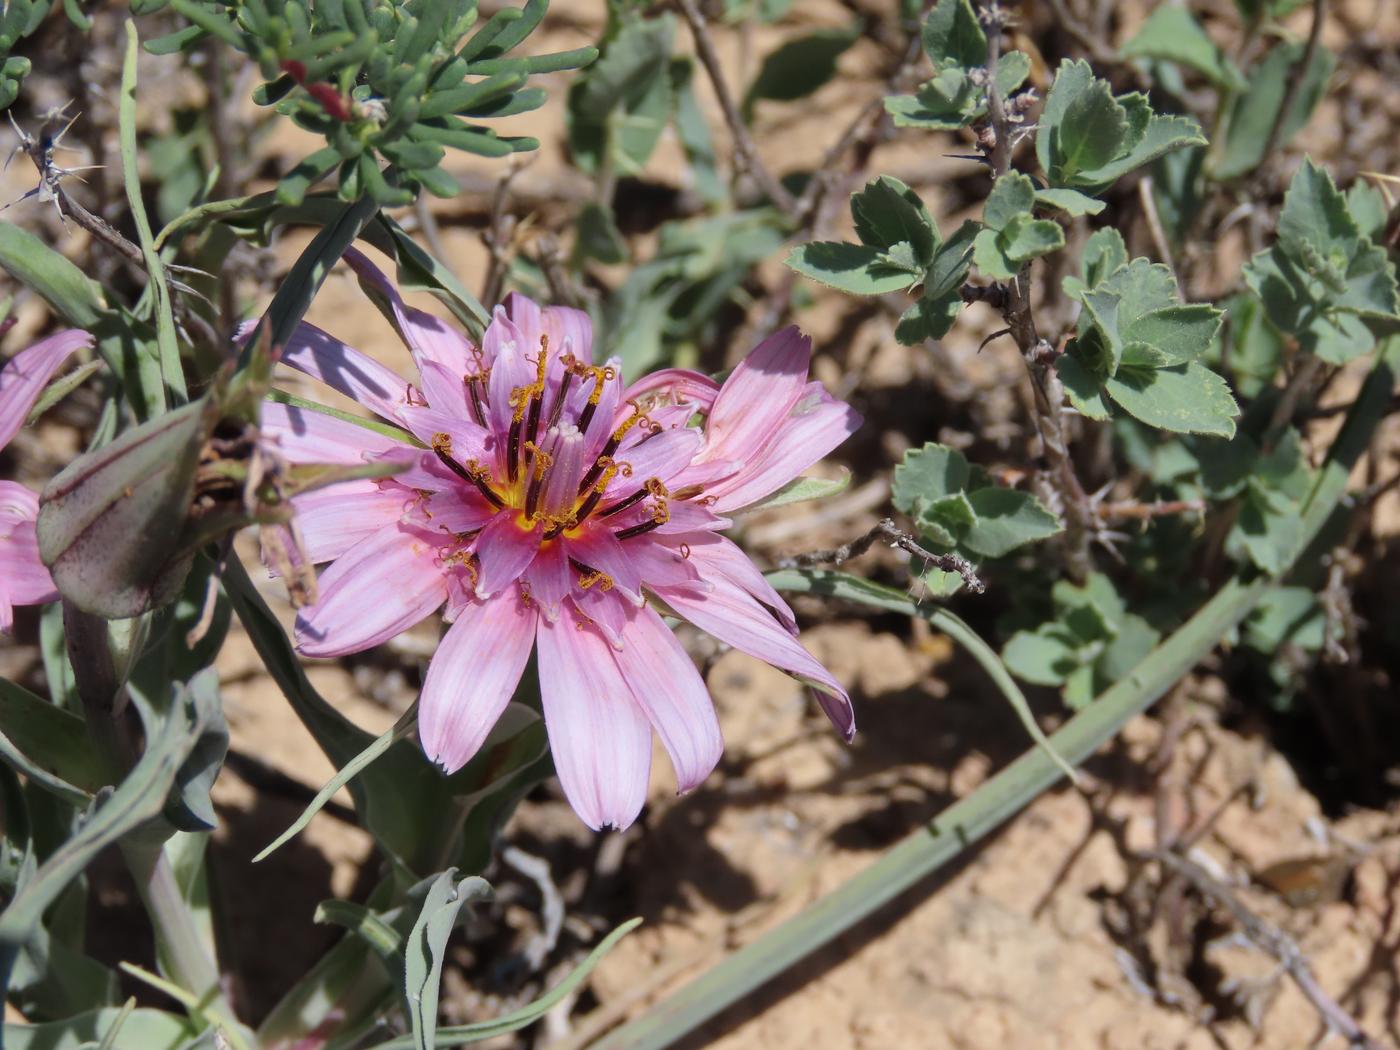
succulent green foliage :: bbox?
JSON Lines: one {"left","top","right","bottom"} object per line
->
{"left": 1061, "top": 239, "right": 1237, "bottom": 437}
{"left": 883, "top": 0, "right": 1030, "bottom": 130}
{"left": 0, "top": 0, "right": 60, "bottom": 110}
{"left": 1037, "top": 59, "right": 1206, "bottom": 194}
{"left": 786, "top": 176, "right": 975, "bottom": 343}
{"left": 1243, "top": 159, "right": 1400, "bottom": 364}
{"left": 972, "top": 172, "right": 1065, "bottom": 280}
{"left": 1002, "top": 574, "right": 1161, "bottom": 709}
{"left": 1215, "top": 40, "right": 1333, "bottom": 180}
{"left": 892, "top": 442, "right": 1062, "bottom": 559}
{"left": 1120, "top": 5, "right": 1245, "bottom": 91}
{"left": 144, "top": 0, "right": 595, "bottom": 206}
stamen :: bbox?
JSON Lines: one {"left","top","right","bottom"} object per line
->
{"left": 524, "top": 335, "right": 549, "bottom": 447}
{"left": 433, "top": 433, "right": 506, "bottom": 509}
{"left": 506, "top": 416, "right": 522, "bottom": 484}
{"left": 522, "top": 440, "right": 553, "bottom": 520}
{"left": 543, "top": 366, "right": 574, "bottom": 432}
{"left": 569, "top": 556, "right": 614, "bottom": 592}
{"left": 572, "top": 459, "right": 620, "bottom": 525}
{"left": 574, "top": 364, "right": 617, "bottom": 436}
{"left": 671, "top": 483, "right": 704, "bottom": 501}
{"left": 578, "top": 402, "right": 646, "bottom": 494}
{"left": 596, "top": 486, "right": 648, "bottom": 519}
{"left": 614, "top": 499, "right": 669, "bottom": 541}
{"left": 406, "top": 383, "right": 429, "bottom": 407}
{"left": 464, "top": 372, "right": 489, "bottom": 425}
{"left": 679, "top": 542, "right": 691, "bottom": 559}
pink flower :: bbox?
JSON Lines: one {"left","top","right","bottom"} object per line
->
{"left": 0, "top": 329, "right": 93, "bottom": 633}
{"left": 257, "top": 251, "right": 860, "bottom": 829}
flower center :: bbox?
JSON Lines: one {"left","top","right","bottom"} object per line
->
{"left": 430, "top": 333, "right": 678, "bottom": 542}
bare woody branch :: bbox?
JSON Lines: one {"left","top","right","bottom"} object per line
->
{"left": 780, "top": 518, "right": 986, "bottom": 595}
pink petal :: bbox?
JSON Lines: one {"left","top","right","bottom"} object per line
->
{"left": 700, "top": 327, "right": 810, "bottom": 464}
{"left": 536, "top": 614, "right": 652, "bottom": 830}
{"left": 483, "top": 308, "right": 535, "bottom": 435}
{"left": 420, "top": 489, "right": 496, "bottom": 535}
{"left": 571, "top": 583, "right": 630, "bottom": 648}
{"left": 293, "top": 481, "right": 410, "bottom": 564}
{"left": 654, "top": 576, "right": 854, "bottom": 741}
{"left": 525, "top": 539, "right": 571, "bottom": 622}
{"left": 0, "top": 330, "right": 93, "bottom": 449}
{"left": 419, "top": 587, "right": 538, "bottom": 773}
{"left": 0, "top": 482, "right": 56, "bottom": 607}
{"left": 394, "top": 404, "right": 493, "bottom": 461}
{"left": 417, "top": 359, "right": 471, "bottom": 419}
{"left": 621, "top": 367, "right": 718, "bottom": 412}
{"left": 242, "top": 320, "right": 410, "bottom": 420}
{"left": 709, "top": 383, "right": 861, "bottom": 512}
{"left": 296, "top": 523, "right": 447, "bottom": 657}
{"left": 260, "top": 401, "right": 407, "bottom": 464}
{"left": 565, "top": 527, "right": 642, "bottom": 603}
{"left": 620, "top": 536, "right": 709, "bottom": 592}
{"left": 542, "top": 306, "right": 594, "bottom": 366}
{"left": 609, "top": 429, "right": 703, "bottom": 497}
{"left": 343, "top": 248, "right": 477, "bottom": 379}
{"left": 677, "top": 532, "right": 796, "bottom": 633}
{"left": 472, "top": 513, "right": 540, "bottom": 598}
{"left": 612, "top": 605, "right": 722, "bottom": 792}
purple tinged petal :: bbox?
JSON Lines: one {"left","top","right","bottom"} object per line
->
{"left": 343, "top": 248, "right": 477, "bottom": 379}
{"left": 0, "top": 481, "right": 57, "bottom": 614}
{"left": 677, "top": 532, "right": 797, "bottom": 634}
{"left": 700, "top": 326, "right": 810, "bottom": 464}
{"left": 612, "top": 605, "right": 723, "bottom": 793}
{"left": 654, "top": 576, "right": 854, "bottom": 741}
{"left": 292, "top": 481, "right": 410, "bottom": 564}
{"left": 296, "top": 523, "right": 447, "bottom": 657}
{"left": 243, "top": 320, "right": 410, "bottom": 420}
{"left": 539, "top": 425, "right": 586, "bottom": 520}
{"left": 419, "top": 587, "right": 538, "bottom": 773}
{"left": 609, "top": 429, "right": 703, "bottom": 498}
{"left": 709, "top": 383, "right": 861, "bottom": 512}
{"left": 571, "top": 585, "right": 630, "bottom": 648}
{"left": 536, "top": 614, "right": 652, "bottom": 830}
{"left": 566, "top": 527, "right": 642, "bottom": 603}
{"left": 484, "top": 308, "right": 534, "bottom": 435}
{"left": 260, "top": 401, "right": 406, "bottom": 464}
{"left": 621, "top": 367, "right": 718, "bottom": 412}
{"left": 525, "top": 539, "right": 570, "bottom": 622}
{"left": 621, "top": 536, "right": 709, "bottom": 592}
{"left": 0, "top": 330, "right": 92, "bottom": 449}
{"left": 417, "top": 359, "right": 471, "bottom": 419}
{"left": 472, "top": 514, "right": 540, "bottom": 598}
{"left": 542, "top": 306, "right": 593, "bottom": 365}
{"left": 394, "top": 404, "right": 493, "bottom": 460}
{"left": 420, "top": 489, "right": 495, "bottom": 535}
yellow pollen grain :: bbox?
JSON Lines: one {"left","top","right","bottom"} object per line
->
{"left": 432, "top": 432, "right": 452, "bottom": 455}
{"left": 645, "top": 478, "right": 669, "bottom": 498}
{"left": 577, "top": 569, "right": 614, "bottom": 592}
{"left": 651, "top": 501, "right": 671, "bottom": 525}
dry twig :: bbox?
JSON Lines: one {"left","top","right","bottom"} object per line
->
{"left": 779, "top": 517, "right": 985, "bottom": 594}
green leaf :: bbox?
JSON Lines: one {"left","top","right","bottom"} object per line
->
{"left": 1216, "top": 41, "right": 1333, "bottom": 179}
{"left": 1104, "top": 361, "right": 1239, "bottom": 437}
{"left": 0, "top": 222, "right": 107, "bottom": 329}
{"left": 1120, "top": 5, "right": 1245, "bottom": 90}
{"left": 1002, "top": 628, "right": 1079, "bottom": 686}
{"left": 406, "top": 870, "right": 493, "bottom": 1050}
{"left": 0, "top": 679, "right": 101, "bottom": 805}
{"left": 671, "top": 57, "right": 726, "bottom": 206}
{"left": 576, "top": 201, "right": 629, "bottom": 265}
{"left": 1053, "top": 78, "right": 1130, "bottom": 182}
{"left": 1126, "top": 304, "right": 1223, "bottom": 364}
{"left": 567, "top": 16, "right": 676, "bottom": 176}
{"left": 1002, "top": 216, "right": 1065, "bottom": 263}
{"left": 1233, "top": 483, "right": 1303, "bottom": 574}
{"left": 744, "top": 24, "right": 858, "bottom": 113}
{"left": 732, "top": 470, "right": 851, "bottom": 514}
{"left": 1097, "top": 614, "right": 1161, "bottom": 684}
{"left": 892, "top": 442, "right": 970, "bottom": 514}
{"left": 785, "top": 242, "right": 917, "bottom": 295}
{"left": 962, "top": 487, "right": 1062, "bottom": 557}
{"left": 850, "top": 176, "right": 938, "bottom": 264}
{"left": 923, "top": 219, "right": 978, "bottom": 299}
{"left": 921, "top": 0, "right": 985, "bottom": 68}
{"left": 2, "top": 1007, "right": 193, "bottom": 1050}
{"left": 1056, "top": 353, "right": 1112, "bottom": 419}
{"left": 1074, "top": 114, "right": 1207, "bottom": 191}
{"left": 982, "top": 172, "right": 1036, "bottom": 231}
{"left": 372, "top": 917, "right": 643, "bottom": 1048}
{"left": 1243, "top": 587, "right": 1324, "bottom": 653}
{"left": 1034, "top": 188, "right": 1106, "bottom": 216}
{"left": 972, "top": 227, "right": 1017, "bottom": 281}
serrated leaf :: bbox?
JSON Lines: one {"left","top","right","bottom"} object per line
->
{"left": 919, "top": 491, "right": 977, "bottom": 538}
{"left": 1098, "top": 613, "right": 1161, "bottom": 682}
{"left": 1074, "top": 114, "right": 1207, "bottom": 191}
{"left": 1276, "top": 158, "right": 1360, "bottom": 269}
{"left": 1125, "top": 304, "right": 1223, "bottom": 364}
{"left": 1104, "top": 360, "right": 1239, "bottom": 437}
{"left": 785, "top": 242, "right": 917, "bottom": 295}
{"left": 1080, "top": 228, "right": 1129, "bottom": 290}
{"left": 983, "top": 172, "right": 1036, "bottom": 231}
{"left": 892, "top": 442, "right": 970, "bottom": 513}
{"left": 1121, "top": 5, "right": 1245, "bottom": 91}
{"left": 962, "top": 487, "right": 1063, "bottom": 557}
{"left": 1036, "top": 59, "right": 1096, "bottom": 177}
{"left": 851, "top": 176, "right": 938, "bottom": 264}
{"left": 1056, "top": 352, "right": 1113, "bottom": 419}
{"left": 1347, "top": 181, "right": 1388, "bottom": 244}
{"left": 566, "top": 16, "right": 675, "bottom": 176}
{"left": 1053, "top": 78, "right": 1130, "bottom": 182}
{"left": 921, "top": 0, "right": 986, "bottom": 68}
{"left": 924, "top": 219, "right": 979, "bottom": 298}
{"left": 1217, "top": 41, "right": 1334, "bottom": 180}
{"left": 1233, "top": 483, "right": 1303, "bottom": 574}
{"left": 973, "top": 227, "right": 1018, "bottom": 281}
{"left": 1243, "top": 587, "right": 1325, "bottom": 653}
{"left": 1002, "top": 216, "right": 1065, "bottom": 263}
{"left": 895, "top": 290, "right": 963, "bottom": 344}
{"left": 884, "top": 68, "right": 979, "bottom": 130}
{"left": 1034, "top": 188, "right": 1106, "bottom": 216}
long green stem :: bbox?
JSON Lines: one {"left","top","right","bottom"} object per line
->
{"left": 594, "top": 337, "right": 1398, "bottom": 1050}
